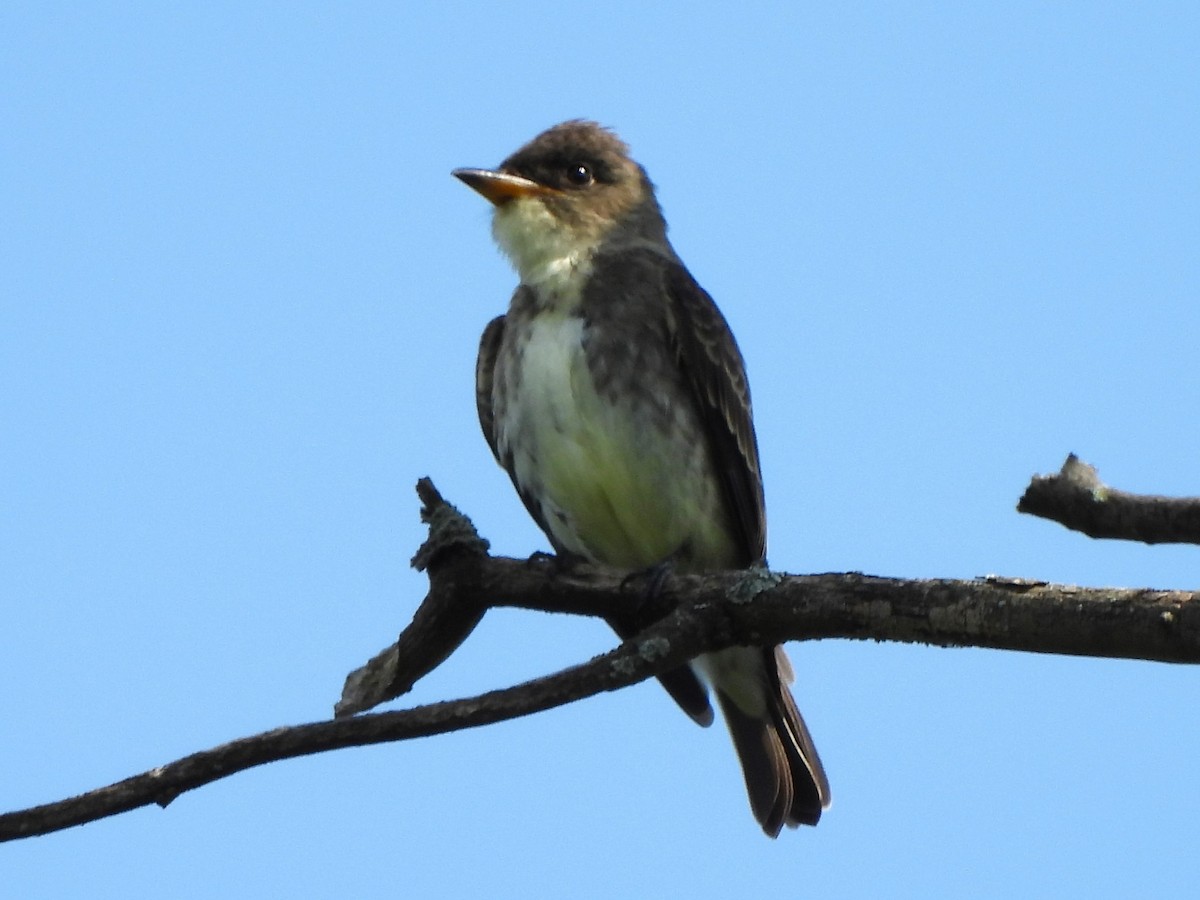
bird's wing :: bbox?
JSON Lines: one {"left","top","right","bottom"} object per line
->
{"left": 475, "top": 313, "right": 506, "bottom": 461}
{"left": 664, "top": 262, "right": 767, "bottom": 565}
{"left": 665, "top": 265, "right": 830, "bottom": 830}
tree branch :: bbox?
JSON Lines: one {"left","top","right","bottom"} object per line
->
{"left": 4, "top": 477, "right": 1199, "bottom": 843}
{"left": 1019, "top": 453, "right": 1200, "bottom": 544}
{"left": 0, "top": 611, "right": 703, "bottom": 844}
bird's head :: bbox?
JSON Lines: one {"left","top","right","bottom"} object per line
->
{"left": 454, "top": 120, "right": 667, "bottom": 290}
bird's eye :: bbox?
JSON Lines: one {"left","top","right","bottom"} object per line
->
{"left": 567, "top": 163, "right": 593, "bottom": 186}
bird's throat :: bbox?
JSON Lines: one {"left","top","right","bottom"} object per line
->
{"left": 492, "top": 198, "right": 596, "bottom": 308}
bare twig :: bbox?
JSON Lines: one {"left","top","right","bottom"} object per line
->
{"left": 1018, "top": 454, "right": 1200, "bottom": 544}
{"left": 0, "top": 603, "right": 706, "bottom": 844}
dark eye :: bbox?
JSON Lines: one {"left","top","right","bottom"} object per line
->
{"left": 566, "top": 163, "right": 593, "bottom": 186}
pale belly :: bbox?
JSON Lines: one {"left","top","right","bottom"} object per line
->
{"left": 497, "top": 313, "right": 736, "bottom": 571}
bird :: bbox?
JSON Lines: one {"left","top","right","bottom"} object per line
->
{"left": 453, "top": 120, "right": 829, "bottom": 836}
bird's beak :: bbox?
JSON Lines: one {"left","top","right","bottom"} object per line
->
{"left": 453, "top": 168, "right": 549, "bottom": 206}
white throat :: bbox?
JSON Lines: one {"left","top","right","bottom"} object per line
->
{"left": 492, "top": 197, "right": 596, "bottom": 305}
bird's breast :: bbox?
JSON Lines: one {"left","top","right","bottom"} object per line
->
{"left": 495, "top": 310, "right": 735, "bottom": 571}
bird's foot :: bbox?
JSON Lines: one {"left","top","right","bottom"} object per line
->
{"left": 620, "top": 559, "right": 673, "bottom": 598}
{"left": 617, "top": 560, "right": 679, "bottom": 631}
{"left": 525, "top": 549, "right": 586, "bottom": 575}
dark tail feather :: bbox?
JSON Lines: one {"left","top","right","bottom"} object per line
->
{"left": 655, "top": 666, "right": 715, "bottom": 726}
{"left": 716, "top": 647, "right": 829, "bottom": 836}
{"left": 606, "top": 615, "right": 714, "bottom": 726}
{"left": 771, "top": 645, "right": 830, "bottom": 826}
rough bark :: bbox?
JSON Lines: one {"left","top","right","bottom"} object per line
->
{"left": 1019, "top": 454, "right": 1200, "bottom": 544}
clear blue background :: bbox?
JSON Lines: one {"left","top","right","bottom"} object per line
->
{"left": 3, "top": 3, "right": 1198, "bottom": 897}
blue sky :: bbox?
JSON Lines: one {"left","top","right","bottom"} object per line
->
{"left": 3, "top": 3, "right": 1198, "bottom": 897}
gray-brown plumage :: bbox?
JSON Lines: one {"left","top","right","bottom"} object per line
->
{"left": 456, "top": 120, "right": 829, "bottom": 835}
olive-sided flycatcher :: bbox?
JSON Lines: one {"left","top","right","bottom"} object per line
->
{"left": 454, "top": 120, "right": 829, "bottom": 836}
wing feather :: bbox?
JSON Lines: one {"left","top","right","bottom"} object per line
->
{"left": 663, "top": 263, "right": 766, "bottom": 565}
{"left": 475, "top": 314, "right": 506, "bottom": 460}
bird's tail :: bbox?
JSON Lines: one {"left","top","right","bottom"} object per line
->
{"left": 706, "top": 646, "right": 830, "bottom": 837}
